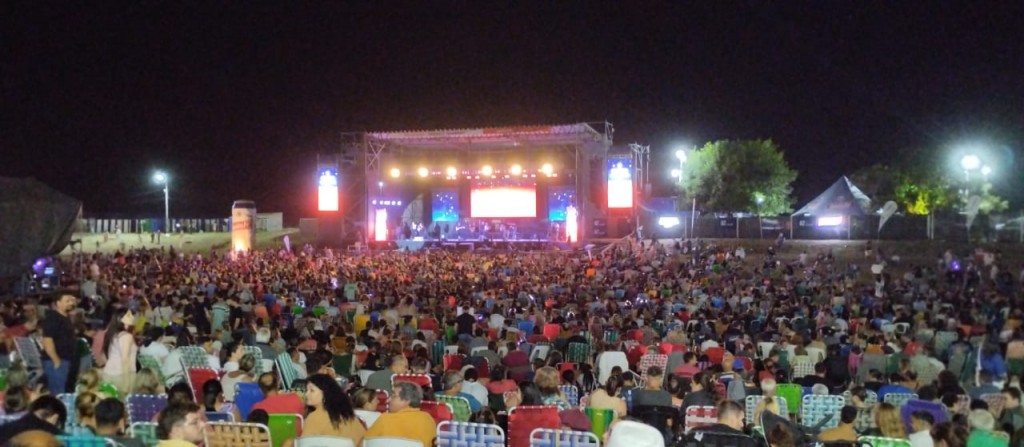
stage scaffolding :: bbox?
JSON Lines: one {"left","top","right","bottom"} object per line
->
{"left": 340, "top": 123, "right": 614, "bottom": 244}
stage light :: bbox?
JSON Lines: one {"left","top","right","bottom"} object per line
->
{"left": 390, "top": 168, "right": 401, "bottom": 178}
{"left": 481, "top": 165, "right": 493, "bottom": 176}
{"left": 541, "top": 163, "right": 554, "bottom": 176}
{"left": 817, "top": 216, "right": 843, "bottom": 227}
{"left": 658, "top": 216, "right": 681, "bottom": 228}
{"left": 446, "top": 167, "right": 457, "bottom": 177}
{"left": 418, "top": 167, "right": 429, "bottom": 178}
{"left": 510, "top": 164, "right": 523, "bottom": 175}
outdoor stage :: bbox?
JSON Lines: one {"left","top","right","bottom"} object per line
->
{"left": 331, "top": 123, "right": 617, "bottom": 246}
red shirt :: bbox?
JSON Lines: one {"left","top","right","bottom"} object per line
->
{"left": 251, "top": 393, "right": 305, "bottom": 419}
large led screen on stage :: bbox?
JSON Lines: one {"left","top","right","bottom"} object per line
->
{"left": 317, "top": 167, "right": 339, "bottom": 211}
{"left": 607, "top": 158, "right": 633, "bottom": 209}
{"left": 470, "top": 186, "right": 537, "bottom": 218}
{"left": 548, "top": 187, "right": 575, "bottom": 221}
{"left": 431, "top": 190, "right": 460, "bottom": 222}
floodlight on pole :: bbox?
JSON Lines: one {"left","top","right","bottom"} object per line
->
{"left": 961, "top": 154, "right": 981, "bottom": 171}
{"left": 152, "top": 170, "right": 170, "bottom": 232}
{"left": 670, "top": 169, "right": 681, "bottom": 178}
{"left": 981, "top": 165, "right": 992, "bottom": 178}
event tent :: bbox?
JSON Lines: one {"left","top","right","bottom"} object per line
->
{"left": 0, "top": 177, "right": 82, "bottom": 278}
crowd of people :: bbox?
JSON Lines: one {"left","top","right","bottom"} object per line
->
{"left": 0, "top": 236, "right": 1022, "bottom": 447}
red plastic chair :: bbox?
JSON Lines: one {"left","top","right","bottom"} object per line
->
{"left": 658, "top": 343, "right": 674, "bottom": 355}
{"left": 419, "top": 400, "right": 454, "bottom": 424}
{"left": 508, "top": 406, "right": 560, "bottom": 447}
{"left": 558, "top": 362, "right": 576, "bottom": 377}
{"left": 542, "top": 324, "right": 561, "bottom": 341}
{"left": 684, "top": 405, "right": 718, "bottom": 433}
{"left": 705, "top": 347, "right": 726, "bottom": 365}
{"left": 735, "top": 356, "right": 754, "bottom": 371}
{"left": 444, "top": 354, "right": 465, "bottom": 371}
{"left": 186, "top": 367, "right": 219, "bottom": 404}
{"left": 487, "top": 328, "right": 498, "bottom": 341}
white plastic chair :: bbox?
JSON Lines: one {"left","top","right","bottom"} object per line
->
{"left": 471, "top": 346, "right": 487, "bottom": 356}
{"left": 596, "top": 351, "right": 628, "bottom": 385}
{"left": 295, "top": 436, "right": 356, "bottom": 447}
{"left": 529, "top": 345, "right": 551, "bottom": 362}
{"left": 805, "top": 347, "right": 825, "bottom": 363}
{"left": 364, "top": 437, "right": 424, "bottom": 447}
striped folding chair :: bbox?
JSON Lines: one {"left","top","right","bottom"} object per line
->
{"left": 205, "top": 421, "right": 273, "bottom": 447}
{"left": 566, "top": 343, "right": 590, "bottom": 364}
{"left": 744, "top": 395, "right": 789, "bottom": 425}
{"left": 186, "top": 367, "right": 220, "bottom": 404}
{"left": 684, "top": 405, "right": 717, "bottom": 433}
{"left": 637, "top": 353, "right": 668, "bottom": 382}
{"left": 882, "top": 393, "right": 918, "bottom": 409}
{"left": 243, "top": 346, "right": 266, "bottom": 375}
{"left": 276, "top": 352, "right": 300, "bottom": 390}
{"left": 393, "top": 373, "right": 434, "bottom": 388}
{"left": 438, "top": 394, "right": 473, "bottom": 422}
{"left": 57, "top": 434, "right": 116, "bottom": 447}
{"left": 421, "top": 400, "right": 455, "bottom": 424}
{"left": 858, "top": 436, "right": 911, "bottom": 447}
{"left": 437, "top": 420, "right": 506, "bottom": 447}
{"left": 126, "top": 394, "right": 168, "bottom": 425}
{"left": 559, "top": 385, "right": 579, "bottom": 407}
{"left": 801, "top": 395, "right": 845, "bottom": 429}
{"left": 130, "top": 422, "right": 159, "bottom": 447}
{"left": 528, "top": 428, "right": 600, "bottom": 447}
{"left": 508, "top": 406, "right": 561, "bottom": 447}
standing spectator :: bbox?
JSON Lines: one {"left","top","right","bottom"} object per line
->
{"left": 103, "top": 309, "right": 139, "bottom": 396}
{"left": 41, "top": 294, "right": 77, "bottom": 393}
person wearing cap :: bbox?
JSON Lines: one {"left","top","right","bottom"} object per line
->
{"left": 442, "top": 371, "right": 483, "bottom": 412}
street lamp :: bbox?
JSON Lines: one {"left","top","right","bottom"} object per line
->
{"left": 960, "top": 154, "right": 981, "bottom": 181}
{"left": 152, "top": 171, "right": 169, "bottom": 232}
{"left": 756, "top": 195, "right": 765, "bottom": 239}
{"left": 674, "top": 148, "right": 696, "bottom": 238}
{"left": 981, "top": 165, "right": 992, "bottom": 179}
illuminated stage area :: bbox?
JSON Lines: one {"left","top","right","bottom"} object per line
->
{"left": 337, "top": 123, "right": 613, "bottom": 247}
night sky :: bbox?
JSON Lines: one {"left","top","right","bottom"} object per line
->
{"left": 4, "top": 2, "right": 1023, "bottom": 220}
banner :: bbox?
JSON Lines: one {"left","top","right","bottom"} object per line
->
{"left": 878, "top": 201, "right": 898, "bottom": 232}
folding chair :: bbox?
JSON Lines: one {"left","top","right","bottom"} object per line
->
{"left": 186, "top": 367, "right": 220, "bottom": 403}
{"left": 126, "top": 394, "right": 168, "bottom": 425}
{"left": 528, "top": 428, "right": 600, "bottom": 447}
{"left": 438, "top": 394, "right": 472, "bottom": 422}
{"left": 508, "top": 406, "right": 561, "bottom": 447}
{"left": 437, "top": 420, "right": 505, "bottom": 447}
{"left": 205, "top": 421, "right": 273, "bottom": 447}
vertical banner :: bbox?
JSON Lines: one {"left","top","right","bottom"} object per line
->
{"left": 607, "top": 158, "right": 633, "bottom": 209}
{"left": 317, "top": 167, "right": 339, "bottom": 211}
{"left": 966, "top": 195, "right": 981, "bottom": 229}
{"left": 374, "top": 208, "right": 388, "bottom": 242}
{"left": 878, "top": 201, "right": 898, "bottom": 232}
{"left": 231, "top": 200, "right": 256, "bottom": 255}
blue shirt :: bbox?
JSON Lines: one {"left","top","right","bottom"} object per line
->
{"left": 877, "top": 384, "right": 914, "bottom": 403}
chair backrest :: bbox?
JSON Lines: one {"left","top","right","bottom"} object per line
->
{"left": 56, "top": 435, "right": 115, "bottom": 447}
{"left": 187, "top": 367, "right": 220, "bottom": 403}
{"left": 684, "top": 405, "right": 717, "bottom": 433}
{"left": 980, "top": 393, "right": 1007, "bottom": 418}
{"left": 376, "top": 389, "right": 390, "bottom": 413}
{"left": 444, "top": 354, "right": 465, "bottom": 371}
{"left": 365, "top": 437, "right": 425, "bottom": 447}
{"left": 58, "top": 393, "right": 78, "bottom": 426}
{"left": 744, "top": 395, "right": 789, "bottom": 425}
{"left": 508, "top": 406, "right": 561, "bottom": 447}
{"left": 791, "top": 356, "right": 815, "bottom": 379}
{"left": 705, "top": 347, "right": 726, "bottom": 365}
{"left": 437, "top": 420, "right": 506, "bottom": 447}
{"left": 805, "top": 347, "right": 826, "bottom": 363}
{"left": 632, "top": 405, "right": 677, "bottom": 443}
{"left": 137, "top": 355, "right": 168, "bottom": 384}
{"left": 775, "top": 384, "right": 803, "bottom": 415}
{"left": 130, "top": 422, "right": 160, "bottom": 447}
{"left": 899, "top": 399, "right": 947, "bottom": 434}
{"left": 437, "top": 394, "right": 472, "bottom": 422}
{"left": 528, "top": 428, "right": 600, "bottom": 447}
{"left": 597, "top": 351, "right": 628, "bottom": 385}
{"left": 801, "top": 395, "right": 846, "bottom": 429}
{"left": 530, "top": 344, "right": 552, "bottom": 362}
{"left": 14, "top": 337, "right": 43, "bottom": 369}
{"left": 205, "top": 421, "right": 273, "bottom": 447}
{"left": 679, "top": 430, "right": 760, "bottom": 447}
{"left": 567, "top": 343, "right": 590, "bottom": 364}
{"left": 882, "top": 393, "right": 918, "bottom": 408}
{"left": 126, "top": 393, "right": 168, "bottom": 425}
{"left": 857, "top": 435, "right": 912, "bottom": 447}
{"left": 178, "top": 346, "right": 209, "bottom": 369}
{"left": 421, "top": 400, "right": 456, "bottom": 424}
{"left": 393, "top": 373, "right": 433, "bottom": 388}
{"left": 583, "top": 407, "right": 613, "bottom": 439}
{"left": 242, "top": 346, "right": 265, "bottom": 375}
{"left": 276, "top": 352, "right": 299, "bottom": 390}
{"left": 559, "top": 385, "right": 579, "bottom": 407}
{"left": 207, "top": 411, "right": 236, "bottom": 422}
{"left": 542, "top": 324, "right": 561, "bottom": 341}
{"left": 268, "top": 414, "right": 304, "bottom": 447}
{"left": 235, "top": 382, "right": 265, "bottom": 420}
{"left": 333, "top": 354, "right": 354, "bottom": 378}
{"left": 757, "top": 342, "right": 776, "bottom": 360}
{"left": 638, "top": 353, "right": 668, "bottom": 381}
{"left": 294, "top": 436, "right": 356, "bottom": 447}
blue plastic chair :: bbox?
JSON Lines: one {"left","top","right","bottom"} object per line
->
{"left": 236, "top": 382, "right": 264, "bottom": 420}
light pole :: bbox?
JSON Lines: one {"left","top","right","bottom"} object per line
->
{"left": 153, "top": 171, "right": 169, "bottom": 232}
{"left": 674, "top": 149, "right": 697, "bottom": 238}
{"left": 756, "top": 195, "right": 765, "bottom": 239}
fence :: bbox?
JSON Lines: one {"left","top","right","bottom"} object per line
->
{"left": 646, "top": 211, "right": 1024, "bottom": 242}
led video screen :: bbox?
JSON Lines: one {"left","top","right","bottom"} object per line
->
{"left": 470, "top": 185, "right": 537, "bottom": 218}
{"left": 317, "top": 168, "right": 339, "bottom": 211}
{"left": 431, "top": 189, "right": 460, "bottom": 222}
{"left": 548, "top": 187, "right": 575, "bottom": 221}
{"left": 607, "top": 158, "right": 633, "bottom": 209}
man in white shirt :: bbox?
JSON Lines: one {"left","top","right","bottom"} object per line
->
{"left": 460, "top": 366, "right": 488, "bottom": 408}
{"left": 908, "top": 411, "right": 935, "bottom": 447}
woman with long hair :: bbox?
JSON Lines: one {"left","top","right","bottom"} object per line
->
{"left": 873, "top": 402, "right": 908, "bottom": 439}
{"left": 296, "top": 374, "right": 367, "bottom": 447}
{"left": 132, "top": 368, "right": 165, "bottom": 395}
{"left": 587, "top": 375, "right": 627, "bottom": 419}
{"left": 102, "top": 309, "right": 138, "bottom": 396}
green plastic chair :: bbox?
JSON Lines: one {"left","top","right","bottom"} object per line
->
{"left": 312, "top": 307, "right": 326, "bottom": 317}
{"left": 585, "top": 407, "right": 614, "bottom": 439}
{"left": 1010, "top": 358, "right": 1024, "bottom": 377}
{"left": 567, "top": 342, "right": 590, "bottom": 364}
{"left": 775, "top": 384, "right": 803, "bottom": 416}
{"left": 332, "top": 354, "right": 353, "bottom": 378}
{"left": 859, "top": 436, "right": 912, "bottom": 447}
{"left": 291, "top": 305, "right": 304, "bottom": 316}
{"left": 437, "top": 395, "right": 472, "bottom": 422}
{"left": 130, "top": 422, "right": 159, "bottom": 447}
{"left": 446, "top": 325, "right": 457, "bottom": 344}
{"left": 268, "top": 414, "right": 303, "bottom": 447}
{"left": 885, "top": 354, "right": 904, "bottom": 375}
{"left": 0, "top": 369, "right": 7, "bottom": 392}
{"left": 99, "top": 382, "right": 120, "bottom": 400}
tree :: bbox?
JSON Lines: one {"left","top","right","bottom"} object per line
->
{"left": 680, "top": 139, "right": 797, "bottom": 215}
{"left": 849, "top": 164, "right": 898, "bottom": 207}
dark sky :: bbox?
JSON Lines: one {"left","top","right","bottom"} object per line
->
{"left": 4, "top": 2, "right": 1023, "bottom": 220}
